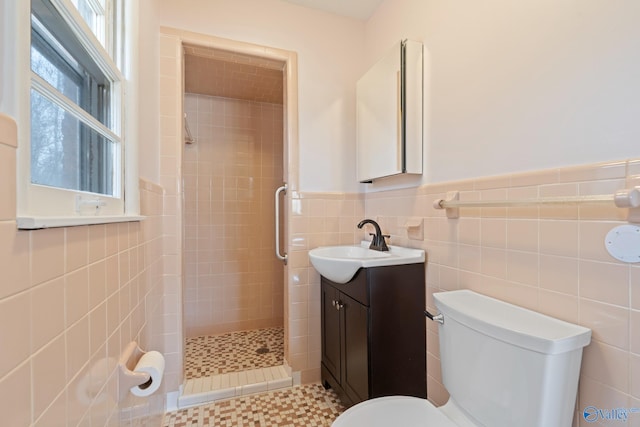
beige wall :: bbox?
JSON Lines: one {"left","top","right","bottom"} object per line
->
{"left": 183, "top": 93, "right": 284, "bottom": 337}
{"left": 157, "top": 0, "right": 640, "bottom": 422}
{"left": 0, "top": 114, "right": 175, "bottom": 426}
{"left": 160, "top": 1, "right": 640, "bottom": 194}
{"left": 364, "top": 159, "right": 639, "bottom": 426}
{"left": 137, "top": 0, "right": 161, "bottom": 182}
{"left": 289, "top": 157, "right": 640, "bottom": 423}
{"left": 2, "top": 2, "right": 637, "bottom": 425}
{"left": 158, "top": 0, "right": 365, "bottom": 193}
{"left": 365, "top": 0, "right": 640, "bottom": 189}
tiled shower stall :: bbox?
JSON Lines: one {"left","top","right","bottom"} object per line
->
{"left": 182, "top": 92, "right": 285, "bottom": 338}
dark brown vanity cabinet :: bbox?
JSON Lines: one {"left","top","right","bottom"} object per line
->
{"left": 320, "top": 263, "right": 426, "bottom": 406}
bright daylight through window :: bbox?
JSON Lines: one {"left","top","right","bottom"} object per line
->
{"left": 20, "top": 0, "right": 131, "bottom": 226}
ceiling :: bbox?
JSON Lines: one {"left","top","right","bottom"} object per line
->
{"left": 184, "top": 45, "right": 284, "bottom": 104}
{"left": 280, "top": 0, "right": 384, "bottom": 21}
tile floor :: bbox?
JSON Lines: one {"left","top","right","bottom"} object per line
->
{"left": 168, "top": 327, "right": 345, "bottom": 425}
{"left": 162, "top": 383, "right": 346, "bottom": 427}
{"left": 185, "top": 327, "right": 285, "bottom": 379}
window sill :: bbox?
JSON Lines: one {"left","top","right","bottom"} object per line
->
{"left": 17, "top": 215, "right": 145, "bottom": 230}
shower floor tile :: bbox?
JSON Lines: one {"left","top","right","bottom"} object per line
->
{"left": 163, "top": 383, "right": 346, "bottom": 427}
{"left": 185, "top": 327, "right": 284, "bottom": 379}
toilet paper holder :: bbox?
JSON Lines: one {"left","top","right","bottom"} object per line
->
{"left": 117, "top": 341, "right": 152, "bottom": 402}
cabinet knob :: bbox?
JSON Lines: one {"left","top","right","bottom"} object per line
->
{"left": 335, "top": 301, "right": 344, "bottom": 311}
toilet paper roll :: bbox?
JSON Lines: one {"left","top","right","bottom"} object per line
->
{"left": 130, "top": 351, "right": 165, "bottom": 397}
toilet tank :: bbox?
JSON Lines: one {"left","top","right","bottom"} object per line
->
{"left": 434, "top": 290, "right": 591, "bottom": 427}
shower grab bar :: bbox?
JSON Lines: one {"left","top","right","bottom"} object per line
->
{"left": 275, "top": 184, "right": 288, "bottom": 264}
{"left": 434, "top": 188, "right": 640, "bottom": 222}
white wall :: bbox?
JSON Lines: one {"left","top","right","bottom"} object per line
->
{"left": 137, "top": 0, "right": 161, "bottom": 182}
{"left": 366, "top": 0, "right": 640, "bottom": 187}
{"left": 0, "top": 0, "right": 29, "bottom": 130}
{"left": 157, "top": 0, "right": 365, "bottom": 193}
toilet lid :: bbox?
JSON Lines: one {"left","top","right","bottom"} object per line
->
{"left": 332, "top": 396, "right": 458, "bottom": 427}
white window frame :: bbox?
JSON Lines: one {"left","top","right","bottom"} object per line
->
{"left": 12, "top": 0, "right": 140, "bottom": 229}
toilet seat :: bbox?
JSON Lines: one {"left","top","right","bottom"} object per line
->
{"left": 331, "top": 396, "right": 458, "bottom": 427}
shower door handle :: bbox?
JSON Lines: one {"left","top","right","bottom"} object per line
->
{"left": 275, "top": 184, "right": 288, "bottom": 264}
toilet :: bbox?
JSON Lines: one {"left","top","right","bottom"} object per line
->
{"left": 332, "top": 290, "right": 591, "bottom": 427}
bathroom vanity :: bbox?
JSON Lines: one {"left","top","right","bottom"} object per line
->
{"left": 320, "top": 263, "right": 426, "bottom": 406}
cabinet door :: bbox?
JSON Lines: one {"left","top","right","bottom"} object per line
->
{"left": 321, "top": 282, "right": 341, "bottom": 383}
{"left": 356, "top": 39, "right": 423, "bottom": 183}
{"left": 342, "top": 293, "right": 369, "bottom": 403}
{"left": 356, "top": 40, "right": 402, "bottom": 182}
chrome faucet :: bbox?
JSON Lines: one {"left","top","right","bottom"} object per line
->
{"left": 357, "top": 219, "right": 390, "bottom": 251}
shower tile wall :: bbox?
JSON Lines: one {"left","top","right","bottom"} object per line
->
{"left": 183, "top": 93, "right": 284, "bottom": 338}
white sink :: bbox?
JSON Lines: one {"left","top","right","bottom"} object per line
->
{"left": 308, "top": 241, "right": 425, "bottom": 284}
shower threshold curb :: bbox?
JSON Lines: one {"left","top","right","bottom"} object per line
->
{"left": 177, "top": 365, "right": 293, "bottom": 409}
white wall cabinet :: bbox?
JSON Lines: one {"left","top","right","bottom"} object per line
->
{"left": 356, "top": 39, "right": 423, "bottom": 183}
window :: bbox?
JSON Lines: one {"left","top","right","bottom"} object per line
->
{"left": 70, "top": 0, "right": 107, "bottom": 45}
{"left": 17, "top": 0, "right": 137, "bottom": 228}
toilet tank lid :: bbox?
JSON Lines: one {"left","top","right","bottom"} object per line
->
{"left": 434, "top": 290, "right": 591, "bottom": 355}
